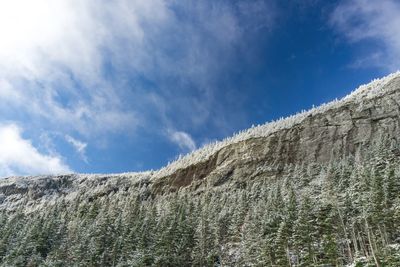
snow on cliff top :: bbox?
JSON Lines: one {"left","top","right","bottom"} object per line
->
{"left": 154, "top": 71, "right": 400, "bottom": 177}
{"left": 1, "top": 72, "right": 399, "bottom": 185}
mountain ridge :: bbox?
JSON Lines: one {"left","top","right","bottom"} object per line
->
{"left": 1, "top": 72, "right": 400, "bottom": 209}
{"left": 1, "top": 73, "right": 400, "bottom": 266}
{"left": 2, "top": 71, "right": 400, "bottom": 182}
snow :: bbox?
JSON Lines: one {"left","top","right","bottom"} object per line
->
{"left": 154, "top": 71, "right": 400, "bottom": 178}
{"left": 0, "top": 72, "right": 399, "bottom": 185}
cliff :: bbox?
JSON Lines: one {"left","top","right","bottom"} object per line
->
{"left": 1, "top": 72, "right": 400, "bottom": 209}
{"left": 1, "top": 73, "right": 400, "bottom": 266}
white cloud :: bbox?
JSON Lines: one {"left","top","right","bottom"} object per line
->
{"left": 0, "top": 0, "right": 276, "bottom": 134}
{"left": 0, "top": 0, "right": 160, "bottom": 136}
{"left": 331, "top": 0, "right": 400, "bottom": 70}
{"left": 0, "top": 79, "right": 20, "bottom": 101}
{"left": 0, "top": 124, "right": 71, "bottom": 177}
{"left": 65, "top": 135, "right": 88, "bottom": 163}
{"left": 0, "top": 0, "right": 276, "bottom": 172}
{"left": 168, "top": 130, "right": 196, "bottom": 152}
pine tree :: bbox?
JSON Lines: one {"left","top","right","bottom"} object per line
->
{"left": 293, "top": 196, "right": 316, "bottom": 266}
{"left": 192, "top": 204, "right": 218, "bottom": 267}
{"left": 275, "top": 221, "right": 290, "bottom": 266}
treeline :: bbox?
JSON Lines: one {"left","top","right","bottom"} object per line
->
{"left": 1, "top": 152, "right": 400, "bottom": 266}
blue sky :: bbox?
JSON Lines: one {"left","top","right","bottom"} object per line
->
{"left": 0, "top": 0, "right": 399, "bottom": 177}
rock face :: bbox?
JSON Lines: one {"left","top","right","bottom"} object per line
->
{"left": 1, "top": 73, "right": 400, "bottom": 210}
{"left": 154, "top": 74, "right": 400, "bottom": 193}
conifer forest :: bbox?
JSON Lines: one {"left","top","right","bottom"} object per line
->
{"left": 1, "top": 142, "right": 400, "bottom": 266}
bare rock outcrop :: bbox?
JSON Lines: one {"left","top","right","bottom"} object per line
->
{"left": 1, "top": 73, "right": 400, "bottom": 211}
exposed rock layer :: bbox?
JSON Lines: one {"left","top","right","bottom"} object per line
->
{"left": 155, "top": 76, "right": 400, "bottom": 192}
{"left": 1, "top": 74, "right": 400, "bottom": 211}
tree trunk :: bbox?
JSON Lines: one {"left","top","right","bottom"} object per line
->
{"left": 286, "top": 246, "right": 292, "bottom": 267}
{"left": 351, "top": 226, "right": 359, "bottom": 256}
{"left": 365, "top": 218, "right": 380, "bottom": 267}
{"left": 337, "top": 207, "right": 353, "bottom": 262}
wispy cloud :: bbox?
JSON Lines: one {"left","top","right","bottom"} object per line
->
{"left": 0, "top": 0, "right": 276, "bottom": 124}
{"left": 0, "top": 124, "right": 71, "bottom": 177}
{"left": 65, "top": 135, "right": 88, "bottom": 163}
{"left": 167, "top": 130, "right": 196, "bottom": 152}
{"left": 0, "top": 0, "right": 277, "bottom": 174}
{"left": 0, "top": 0, "right": 143, "bottom": 136}
{"left": 330, "top": 0, "right": 400, "bottom": 70}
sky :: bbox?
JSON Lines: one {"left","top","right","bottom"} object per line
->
{"left": 0, "top": 0, "right": 399, "bottom": 177}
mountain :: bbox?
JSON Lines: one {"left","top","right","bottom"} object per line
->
{"left": 1, "top": 73, "right": 400, "bottom": 266}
